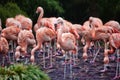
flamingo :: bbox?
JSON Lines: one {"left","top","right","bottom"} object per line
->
{"left": 34, "top": 7, "right": 58, "bottom": 57}
{"left": 81, "top": 17, "right": 103, "bottom": 61}
{"left": 30, "top": 6, "right": 57, "bottom": 68}
{"left": 89, "top": 16, "right": 103, "bottom": 28}
{"left": 56, "top": 17, "right": 77, "bottom": 79}
{"left": 73, "top": 21, "right": 90, "bottom": 45}
{"left": 84, "top": 19, "right": 120, "bottom": 72}
{"left": 15, "top": 14, "right": 33, "bottom": 32}
{"left": 104, "top": 20, "right": 120, "bottom": 32}
{"left": 54, "top": 18, "right": 79, "bottom": 60}
{"left": 6, "top": 17, "right": 21, "bottom": 28}
{"left": 61, "top": 19, "right": 79, "bottom": 39}
{"left": 34, "top": 6, "right": 56, "bottom": 32}
{"left": 103, "top": 33, "right": 120, "bottom": 79}
{"left": 0, "top": 19, "right": 10, "bottom": 64}
{"left": 82, "top": 17, "right": 120, "bottom": 64}
{"left": 30, "top": 26, "right": 56, "bottom": 65}
{"left": 94, "top": 21, "right": 120, "bottom": 72}
{"left": 34, "top": 6, "right": 57, "bottom": 51}
{"left": 15, "top": 30, "right": 36, "bottom": 63}
{"left": 0, "top": 19, "right": 9, "bottom": 66}
{"left": 1, "top": 26, "right": 20, "bottom": 44}
{"left": 5, "top": 17, "right": 21, "bottom": 50}
{"left": 89, "top": 16, "right": 103, "bottom": 38}
{"left": 0, "top": 36, "right": 9, "bottom": 66}
{"left": 1, "top": 26, "right": 21, "bottom": 62}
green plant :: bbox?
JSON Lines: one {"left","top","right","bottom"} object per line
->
{"left": 0, "top": 2, "right": 27, "bottom": 28}
{"left": 0, "top": 64, "right": 50, "bottom": 80}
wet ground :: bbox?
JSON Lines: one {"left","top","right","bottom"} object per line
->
{"left": 0, "top": 47, "right": 120, "bottom": 80}
{"left": 35, "top": 47, "right": 119, "bottom": 80}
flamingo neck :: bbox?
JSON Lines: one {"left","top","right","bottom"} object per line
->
{"left": 90, "top": 28, "right": 96, "bottom": 38}
{"left": 57, "top": 24, "right": 64, "bottom": 44}
{"left": 37, "top": 7, "right": 44, "bottom": 26}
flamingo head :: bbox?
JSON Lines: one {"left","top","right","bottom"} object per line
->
{"left": 36, "top": 6, "right": 43, "bottom": 13}
{"left": 54, "top": 17, "right": 63, "bottom": 31}
{"left": 89, "top": 17, "right": 93, "bottom": 24}
{"left": 57, "top": 17, "right": 63, "bottom": 24}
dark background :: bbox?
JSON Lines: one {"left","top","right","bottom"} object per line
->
{"left": 0, "top": 0, "right": 120, "bottom": 28}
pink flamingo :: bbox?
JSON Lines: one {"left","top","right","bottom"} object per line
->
{"left": 30, "top": 7, "right": 56, "bottom": 68}
{"left": 0, "top": 36, "right": 9, "bottom": 66}
{"left": 6, "top": 17, "right": 21, "bottom": 28}
{"left": 15, "top": 14, "right": 33, "bottom": 31}
{"left": 1, "top": 26, "right": 21, "bottom": 62}
{"left": 103, "top": 33, "right": 120, "bottom": 79}
{"left": 0, "top": 19, "right": 9, "bottom": 66}
{"left": 15, "top": 30, "right": 36, "bottom": 63}
{"left": 34, "top": 6, "right": 56, "bottom": 32}
{"left": 56, "top": 17, "right": 77, "bottom": 79}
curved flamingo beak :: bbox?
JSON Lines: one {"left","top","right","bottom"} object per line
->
{"left": 36, "top": 10, "right": 38, "bottom": 13}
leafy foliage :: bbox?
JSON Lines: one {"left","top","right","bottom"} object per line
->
{"left": 14, "top": 0, "right": 64, "bottom": 24}
{"left": 0, "top": 0, "right": 120, "bottom": 25}
{"left": 0, "top": 64, "right": 50, "bottom": 80}
{"left": 0, "top": 2, "right": 27, "bottom": 28}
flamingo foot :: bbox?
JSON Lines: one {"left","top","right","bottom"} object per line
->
{"left": 109, "top": 56, "right": 116, "bottom": 62}
{"left": 52, "top": 54, "right": 56, "bottom": 57}
{"left": 16, "top": 58, "right": 21, "bottom": 63}
{"left": 9, "top": 62, "right": 14, "bottom": 65}
{"left": 113, "top": 76, "right": 120, "bottom": 80}
{"left": 74, "top": 58, "right": 79, "bottom": 62}
{"left": 84, "top": 59, "right": 89, "bottom": 63}
{"left": 43, "top": 66, "right": 47, "bottom": 69}
{"left": 73, "top": 63, "right": 78, "bottom": 68}
{"left": 31, "top": 62, "right": 35, "bottom": 65}
{"left": 62, "top": 62, "right": 66, "bottom": 66}
{"left": 90, "top": 60, "right": 95, "bottom": 64}
{"left": 100, "top": 69, "right": 108, "bottom": 73}
{"left": 45, "top": 56, "right": 49, "bottom": 59}
{"left": 62, "top": 61, "right": 69, "bottom": 65}
{"left": 48, "top": 65, "right": 54, "bottom": 69}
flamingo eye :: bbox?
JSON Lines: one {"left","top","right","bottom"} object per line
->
{"left": 89, "top": 24, "right": 92, "bottom": 28}
{"left": 54, "top": 24, "right": 57, "bottom": 30}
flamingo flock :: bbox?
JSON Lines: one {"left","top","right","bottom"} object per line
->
{"left": 0, "top": 6, "right": 120, "bottom": 79}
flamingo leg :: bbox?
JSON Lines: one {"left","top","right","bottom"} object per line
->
{"left": 103, "top": 42, "right": 109, "bottom": 71}
{"left": 90, "top": 41, "right": 101, "bottom": 63}
{"left": 46, "top": 42, "right": 51, "bottom": 59}
{"left": 49, "top": 47, "right": 53, "bottom": 68}
{"left": 64, "top": 52, "right": 67, "bottom": 80}
{"left": 12, "top": 41, "right": 16, "bottom": 62}
{"left": 114, "top": 49, "right": 120, "bottom": 79}
{"left": 8, "top": 51, "right": 11, "bottom": 63}
{"left": 24, "top": 57, "right": 29, "bottom": 64}
{"left": 15, "top": 46, "right": 21, "bottom": 62}
{"left": 75, "top": 40, "right": 78, "bottom": 60}
{"left": 90, "top": 47, "right": 100, "bottom": 63}
{"left": 2, "top": 56, "right": 5, "bottom": 66}
{"left": 69, "top": 51, "right": 73, "bottom": 79}
{"left": 8, "top": 40, "right": 13, "bottom": 62}
{"left": 43, "top": 45, "right": 46, "bottom": 68}
{"left": 73, "top": 53, "right": 76, "bottom": 66}
{"left": 46, "top": 42, "right": 49, "bottom": 58}
{"left": 53, "top": 39, "right": 57, "bottom": 55}
{"left": 83, "top": 40, "right": 90, "bottom": 62}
